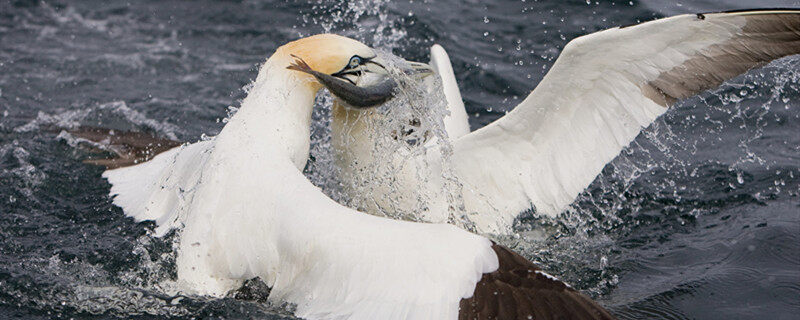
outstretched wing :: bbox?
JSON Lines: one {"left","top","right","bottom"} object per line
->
{"left": 452, "top": 10, "right": 800, "bottom": 232}
{"left": 173, "top": 141, "right": 614, "bottom": 319}
{"left": 94, "top": 114, "right": 616, "bottom": 319}
{"left": 170, "top": 139, "right": 500, "bottom": 319}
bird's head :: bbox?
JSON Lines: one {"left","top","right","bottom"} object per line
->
{"left": 278, "top": 34, "right": 432, "bottom": 108}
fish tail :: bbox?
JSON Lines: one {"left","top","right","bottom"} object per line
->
{"left": 286, "top": 54, "right": 313, "bottom": 74}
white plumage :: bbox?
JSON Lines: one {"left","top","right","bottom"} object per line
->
{"left": 103, "top": 35, "right": 499, "bottom": 319}
{"left": 96, "top": 9, "right": 800, "bottom": 319}
{"left": 430, "top": 44, "right": 470, "bottom": 139}
{"left": 330, "top": 10, "right": 800, "bottom": 234}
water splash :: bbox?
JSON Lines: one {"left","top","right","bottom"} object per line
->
{"left": 309, "top": 50, "right": 472, "bottom": 229}
{"left": 299, "top": 0, "right": 408, "bottom": 50}
{"left": 298, "top": 3, "right": 800, "bottom": 300}
{"left": 0, "top": 141, "right": 46, "bottom": 198}
{"left": 14, "top": 101, "right": 180, "bottom": 140}
{"left": 557, "top": 56, "right": 800, "bottom": 235}
{"left": 508, "top": 56, "right": 800, "bottom": 296}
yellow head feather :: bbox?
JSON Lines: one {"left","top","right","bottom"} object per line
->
{"left": 275, "top": 34, "right": 373, "bottom": 75}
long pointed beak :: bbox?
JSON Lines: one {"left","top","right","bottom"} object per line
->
{"left": 406, "top": 61, "right": 434, "bottom": 78}
{"left": 365, "top": 58, "right": 433, "bottom": 78}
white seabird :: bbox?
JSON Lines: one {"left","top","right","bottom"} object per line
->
{"left": 329, "top": 9, "right": 800, "bottom": 234}
{"left": 83, "top": 34, "right": 616, "bottom": 319}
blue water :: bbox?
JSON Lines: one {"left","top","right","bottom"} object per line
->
{"left": 1, "top": 0, "right": 799, "bottom": 319}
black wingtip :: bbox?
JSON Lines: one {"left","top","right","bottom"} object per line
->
{"left": 65, "top": 126, "right": 182, "bottom": 169}
{"left": 459, "top": 244, "right": 616, "bottom": 320}
{"left": 712, "top": 8, "right": 800, "bottom": 14}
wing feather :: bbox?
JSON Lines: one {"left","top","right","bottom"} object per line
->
{"left": 104, "top": 141, "right": 213, "bottom": 236}
{"left": 163, "top": 135, "right": 500, "bottom": 319}
{"left": 459, "top": 244, "right": 615, "bottom": 320}
{"left": 430, "top": 44, "right": 471, "bottom": 139}
{"left": 453, "top": 10, "right": 800, "bottom": 233}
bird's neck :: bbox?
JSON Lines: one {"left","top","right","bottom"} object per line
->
{"left": 218, "top": 57, "right": 321, "bottom": 169}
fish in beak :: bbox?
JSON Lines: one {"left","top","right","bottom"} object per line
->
{"left": 287, "top": 54, "right": 433, "bottom": 109}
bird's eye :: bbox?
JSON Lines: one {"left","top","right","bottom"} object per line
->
{"left": 349, "top": 56, "right": 362, "bottom": 68}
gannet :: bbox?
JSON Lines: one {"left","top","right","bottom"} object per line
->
{"left": 82, "top": 34, "right": 615, "bottom": 319}
{"left": 330, "top": 9, "right": 800, "bottom": 234}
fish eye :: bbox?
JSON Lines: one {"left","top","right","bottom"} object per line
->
{"left": 349, "top": 56, "right": 362, "bottom": 69}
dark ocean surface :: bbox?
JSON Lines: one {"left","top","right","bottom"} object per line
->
{"left": 1, "top": 0, "right": 799, "bottom": 319}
